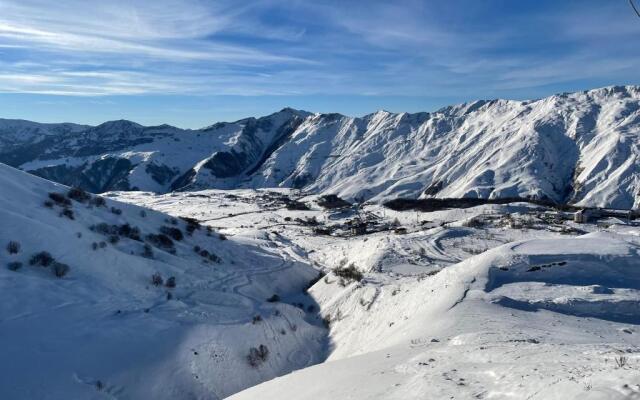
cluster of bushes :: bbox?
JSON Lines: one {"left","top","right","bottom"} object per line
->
{"left": 181, "top": 217, "right": 201, "bottom": 235}
{"left": 247, "top": 345, "right": 269, "bottom": 367}
{"left": 45, "top": 192, "right": 75, "bottom": 219}
{"left": 193, "top": 246, "right": 221, "bottom": 263}
{"left": 68, "top": 187, "right": 107, "bottom": 207}
{"left": 146, "top": 233, "right": 175, "bottom": 252}
{"left": 151, "top": 272, "right": 177, "bottom": 288}
{"left": 49, "top": 188, "right": 107, "bottom": 209}
{"left": 91, "top": 241, "right": 107, "bottom": 250}
{"left": 48, "top": 192, "right": 71, "bottom": 207}
{"left": 7, "top": 241, "right": 20, "bottom": 254}
{"left": 160, "top": 226, "right": 184, "bottom": 241}
{"left": 5, "top": 250, "right": 70, "bottom": 277}
{"left": 46, "top": 189, "right": 109, "bottom": 220}
{"left": 90, "top": 223, "right": 142, "bottom": 242}
{"left": 67, "top": 187, "right": 91, "bottom": 203}
{"left": 6, "top": 241, "right": 22, "bottom": 271}
{"left": 334, "top": 264, "right": 363, "bottom": 284}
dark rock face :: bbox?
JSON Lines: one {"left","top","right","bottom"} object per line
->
{"left": 31, "top": 157, "right": 134, "bottom": 193}
{"left": 145, "top": 163, "right": 178, "bottom": 186}
{"left": 203, "top": 150, "right": 249, "bottom": 178}
{"left": 170, "top": 168, "right": 197, "bottom": 191}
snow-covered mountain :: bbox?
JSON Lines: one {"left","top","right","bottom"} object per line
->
{"left": 2, "top": 85, "right": 640, "bottom": 208}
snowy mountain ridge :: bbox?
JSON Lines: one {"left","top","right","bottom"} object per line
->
{"left": 2, "top": 85, "right": 640, "bottom": 208}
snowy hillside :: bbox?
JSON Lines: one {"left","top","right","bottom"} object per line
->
{"left": 1, "top": 86, "right": 640, "bottom": 208}
{"left": 0, "top": 163, "right": 327, "bottom": 399}
{"left": 109, "top": 187, "right": 640, "bottom": 400}
{"left": 232, "top": 233, "right": 640, "bottom": 399}
{"left": 3, "top": 159, "right": 640, "bottom": 399}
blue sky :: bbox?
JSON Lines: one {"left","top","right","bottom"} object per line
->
{"left": 0, "top": 0, "right": 639, "bottom": 128}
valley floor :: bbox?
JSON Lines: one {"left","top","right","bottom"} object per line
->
{"left": 109, "top": 189, "right": 640, "bottom": 399}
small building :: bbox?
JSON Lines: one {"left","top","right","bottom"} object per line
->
{"left": 317, "top": 194, "right": 351, "bottom": 209}
{"left": 351, "top": 222, "right": 367, "bottom": 235}
{"left": 574, "top": 209, "right": 602, "bottom": 223}
{"left": 347, "top": 218, "right": 367, "bottom": 235}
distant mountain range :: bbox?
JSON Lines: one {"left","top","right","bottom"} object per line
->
{"left": 1, "top": 85, "right": 639, "bottom": 208}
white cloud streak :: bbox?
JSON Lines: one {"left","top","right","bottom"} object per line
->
{"left": 0, "top": 0, "right": 637, "bottom": 98}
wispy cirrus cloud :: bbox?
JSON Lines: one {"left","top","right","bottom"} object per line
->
{"left": 0, "top": 0, "right": 638, "bottom": 101}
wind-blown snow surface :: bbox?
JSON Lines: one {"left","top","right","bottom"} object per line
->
{"left": 2, "top": 85, "right": 640, "bottom": 208}
{"left": 111, "top": 188, "right": 640, "bottom": 400}
{"left": 231, "top": 234, "right": 640, "bottom": 400}
{"left": 0, "top": 163, "right": 327, "bottom": 399}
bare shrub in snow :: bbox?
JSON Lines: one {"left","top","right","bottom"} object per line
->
{"left": 60, "top": 207, "right": 75, "bottom": 220}
{"left": 6, "top": 241, "right": 20, "bottom": 254}
{"left": 52, "top": 262, "right": 70, "bottom": 278}
{"left": 43, "top": 200, "right": 54, "bottom": 208}
{"left": 151, "top": 273, "right": 163, "bottom": 286}
{"left": 48, "top": 192, "right": 71, "bottom": 207}
{"left": 218, "top": 233, "right": 227, "bottom": 241}
{"left": 181, "top": 217, "right": 201, "bottom": 235}
{"left": 118, "top": 224, "right": 141, "bottom": 241}
{"left": 615, "top": 356, "right": 628, "bottom": 368}
{"left": 90, "top": 196, "right": 106, "bottom": 207}
{"left": 110, "top": 207, "right": 122, "bottom": 215}
{"left": 198, "top": 249, "right": 221, "bottom": 263}
{"left": 67, "top": 187, "right": 91, "bottom": 203}
{"left": 146, "top": 233, "right": 174, "bottom": 251}
{"left": 247, "top": 345, "right": 269, "bottom": 367}
{"left": 7, "top": 261, "right": 22, "bottom": 271}
{"left": 252, "top": 315, "right": 263, "bottom": 324}
{"left": 334, "top": 264, "right": 363, "bottom": 284}
{"left": 165, "top": 276, "right": 176, "bottom": 288}
{"left": 142, "top": 244, "right": 154, "bottom": 258}
{"left": 160, "top": 226, "right": 184, "bottom": 241}
{"left": 29, "top": 251, "right": 54, "bottom": 267}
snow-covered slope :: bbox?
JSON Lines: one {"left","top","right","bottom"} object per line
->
{"left": 0, "top": 163, "right": 327, "bottom": 399}
{"left": 2, "top": 86, "right": 640, "bottom": 208}
{"left": 231, "top": 233, "right": 640, "bottom": 399}
{"left": 106, "top": 187, "right": 640, "bottom": 400}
